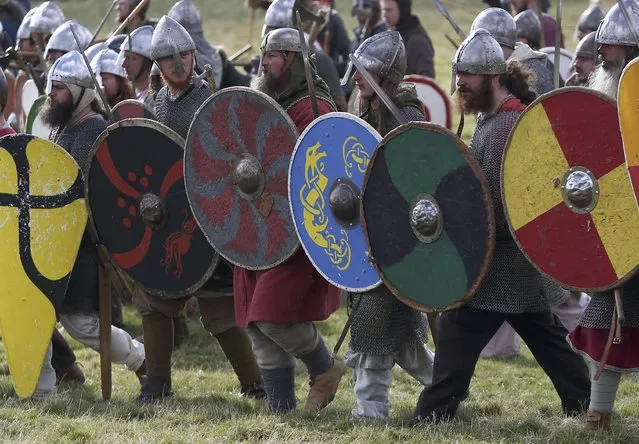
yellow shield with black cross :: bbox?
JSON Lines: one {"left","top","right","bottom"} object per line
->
{"left": 0, "top": 134, "right": 87, "bottom": 398}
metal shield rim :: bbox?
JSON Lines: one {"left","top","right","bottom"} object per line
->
{"left": 403, "top": 74, "right": 453, "bottom": 130}
{"left": 288, "top": 111, "right": 383, "bottom": 292}
{"left": 112, "top": 99, "right": 156, "bottom": 118}
{"left": 361, "top": 121, "right": 496, "bottom": 313}
{"left": 86, "top": 118, "right": 219, "bottom": 297}
{"left": 501, "top": 86, "right": 639, "bottom": 292}
{"left": 184, "top": 86, "right": 301, "bottom": 270}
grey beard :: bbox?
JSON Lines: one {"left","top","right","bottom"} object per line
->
{"left": 250, "top": 73, "right": 278, "bottom": 100}
{"left": 588, "top": 61, "right": 624, "bottom": 99}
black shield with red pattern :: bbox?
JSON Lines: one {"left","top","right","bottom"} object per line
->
{"left": 87, "top": 119, "right": 218, "bottom": 297}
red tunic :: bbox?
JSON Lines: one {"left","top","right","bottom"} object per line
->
{"left": 234, "top": 97, "right": 342, "bottom": 327}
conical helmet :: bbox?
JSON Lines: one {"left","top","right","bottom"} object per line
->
{"left": 263, "top": 0, "right": 295, "bottom": 36}
{"left": 595, "top": 0, "right": 639, "bottom": 47}
{"left": 341, "top": 30, "right": 406, "bottom": 86}
{"left": 91, "top": 48, "right": 127, "bottom": 80}
{"left": 576, "top": 4, "right": 606, "bottom": 35}
{"left": 514, "top": 9, "right": 542, "bottom": 48}
{"left": 168, "top": 0, "right": 203, "bottom": 34}
{"left": 44, "top": 20, "right": 92, "bottom": 59}
{"left": 46, "top": 50, "right": 94, "bottom": 93}
{"left": 260, "top": 27, "right": 302, "bottom": 53}
{"left": 573, "top": 31, "right": 597, "bottom": 61}
{"left": 119, "top": 25, "right": 153, "bottom": 59}
{"left": 30, "top": 1, "right": 66, "bottom": 35}
{"left": 150, "top": 15, "right": 196, "bottom": 60}
{"left": 17, "top": 8, "right": 37, "bottom": 40}
{"left": 471, "top": 7, "right": 517, "bottom": 49}
{"left": 452, "top": 28, "right": 506, "bottom": 93}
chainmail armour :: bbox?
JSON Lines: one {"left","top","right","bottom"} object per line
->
{"left": 466, "top": 106, "right": 568, "bottom": 313}
{"left": 349, "top": 99, "right": 429, "bottom": 356}
{"left": 52, "top": 114, "right": 109, "bottom": 314}
{"left": 579, "top": 275, "right": 639, "bottom": 329}
{"left": 154, "top": 77, "right": 234, "bottom": 291}
{"left": 154, "top": 78, "right": 210, "bottom": 139}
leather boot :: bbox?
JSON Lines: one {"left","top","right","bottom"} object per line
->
{"left": 306, "top": 358, "right": 345, "bottom": 412}
{"left": 215, "top": 327, "right": 265, "bottom": 399}
{"left": 135, "top": 377, "right": 173, "bottom": 403}
{"left": 57, "top": 363, "right": 86, "bottom": 384}
{"left": 585, "top": 410, "right": 613, "bottom": 432}
{"left": 135, "top": 313, "right": 173, "bottom": 401}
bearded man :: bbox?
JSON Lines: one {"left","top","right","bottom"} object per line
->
{"left": 568, "top": 1, "right": 639, "bottom": 432}
{"left": 261, "top": 0, "right": 347, "bottom": 111}
{"left": 130, "top": 16, "right": 264, "bottom": 402}
{"left": 412, "top": 29, "right": 591, "bottom": 424}
{"left": 238, "top": 28, "right": 344, "bottom": 414}
{"left": 118, "top": 25, "right": 155, "bottom": 108}
{"left": 565, "top": 32, "right": 597, "bottom": 87}
{"left": 33, "top": 51, "right": 147, "bottom": 399}
{"left": 587, "top": 8, "right": 639, "bottom": 99}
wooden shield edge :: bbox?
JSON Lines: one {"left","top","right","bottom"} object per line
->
{"left": 361, "top": 121, "right": 496, "bottom": 313}
{"left": 501, "top": 86, "right": 639, "bottom": 292}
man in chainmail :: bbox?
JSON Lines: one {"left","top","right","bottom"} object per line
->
{"left": 339, "top": 30, "right": 434, "bottom": 421}
{"left": 33, "top": 50, "right": 147, "bottom": 399}
{"left": 130, "top": 16, "right": 264, "bottom": 402}
{"left": 412, "top": 29, "right": 591, "bottom": 424}
{"left": 237, "top": 28, "right": 344, "bottom": 414}
{"left": 565, "top": 32, "right": 597, "bottom": 87}
{"left": 260, "top": 0, "right": 347, "bottom": 111}
{"left": 118, "top": 25, "right": 156, "bottom": 109}
{"left": 167, "top": 0, "right": 252, "bottom": 90}
{"left": 471, "top": 7, "right": 553, "bottom": 96}
{"left": 568, "top": 2, "right": 639, "bottom": 431}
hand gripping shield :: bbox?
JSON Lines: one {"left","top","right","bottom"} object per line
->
{"left": 362, "top": 122, "right": 495, "bottom": 313}
{"left": 184, "top": 87, "right": 299, "bottom": 270}
{"left": 87, "top": 119, "right": 218, "bottom": 297}
{"left": 289, "top": 112, "right": 382, "bottom": 292}
{"left": 502, "top": 87, "right": 639, "bottom": 292}
{"left": 0, "top": 134, "right": 87, "bottom": 397}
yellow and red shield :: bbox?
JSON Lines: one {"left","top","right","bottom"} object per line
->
{"left": 502, "top": 87, "right": 639, "bottom": 292}
{"left": 0, "top": 135, "right": 87, "bottom": 397}
{"left": 619, "top": 57, "right": 639, "bottom": 208}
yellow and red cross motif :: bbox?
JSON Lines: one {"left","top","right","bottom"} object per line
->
{"left": 502, "top": 88, "right": 639, "bottom": 292}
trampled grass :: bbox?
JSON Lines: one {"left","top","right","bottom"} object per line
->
{"left": 1, "top": 0, "right": 636, "bottom": 442}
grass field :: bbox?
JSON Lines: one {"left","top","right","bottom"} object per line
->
{"left": 1, "top": 0, "right": 637, "bottom": 442}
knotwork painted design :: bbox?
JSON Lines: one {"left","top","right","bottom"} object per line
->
{"left": 289, "top": 113, "right": 382, "bottom": 292}
{"left": 343, "top": 136, "right": 369, "bottom": 178}
{"left": 301, "top": 141, "right": 352, "bottom": 271}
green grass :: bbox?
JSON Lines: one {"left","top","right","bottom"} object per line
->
{"left": 1, "top": 305, "right": 638, "bottom": 443}
{"left": 2, "top": 1, "right": 637, "bottom": 442}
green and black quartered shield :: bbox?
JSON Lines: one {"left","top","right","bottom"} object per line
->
{"left": 362, "top": 122, "right": 495, "bottom": 313}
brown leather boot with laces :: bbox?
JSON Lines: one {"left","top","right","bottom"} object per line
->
{"left": 305, "top": 358, "right": 345, "bottom": 412}
{"left": 585, "top": 410, "right": 612, "bottom": 432}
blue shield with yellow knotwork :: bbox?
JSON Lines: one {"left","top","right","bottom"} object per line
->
{"left": 288, "top": 112, "right": 382, "bottom": 292}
